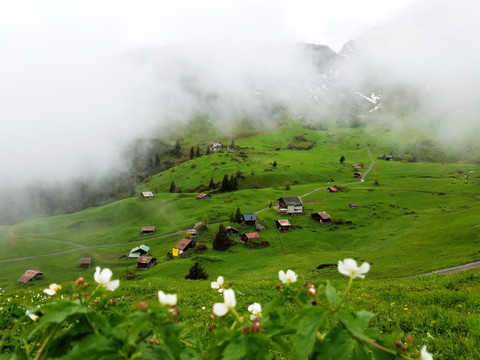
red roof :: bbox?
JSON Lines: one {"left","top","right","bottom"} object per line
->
{"left": 317, "top": 212, "right": 331, "bottom": 220}
{"left": 17, "top": 270, "right": 43, "bottom": 283}
{"left": 243, "top": 232, "right": 259, "bottom": 240}
{"left": 174, "top": 238, "right": 192, "bottom": 251}
{"left": 276, "top": 219, "right": 291, "bottom": 226}
{"left": 196, "top": 193, "right": 210, "bottom": 199}
{"left": 328, "top": 186, "right": 337, "bottom": 192}
{"left": 137, "top": 256, "right": 155, "bottom": 264}
{"left": 141, "top": 226, "right": 155, "bottom": 232}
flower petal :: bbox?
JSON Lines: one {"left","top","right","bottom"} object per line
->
{"left": 217, "top": 276, "right": 224, "bottom": 285}
{"left": 106, "top": 279, "right": 119, "bottom": 291}
{"left": 94, "top": 267, "right": 102, "bottom": 283}
{"left": 211, "top": 282, "right": 219, "bottom": 289}
{"left": 223, "top": 289, "right": 236, "bottom": 308}
{"left": 278, "top": 270, "right": 287, "bottom": 283}
{"left": 213, "top": 303, "right": 228, "bottom": 316}
{"left": 420, "top": 346, "right": 433, "bottom": 360}
{"left": 357, "top": 262, "right": 370, "bottom": 275}
{"left": 99, "top": 268, "right": 113, "bottom": 283}
{"left": 43, "top": 289, "right": 56, "bottom": 296}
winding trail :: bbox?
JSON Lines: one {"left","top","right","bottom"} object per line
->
{"left": 3, "top": 144, "right": 480, "bottom": 276}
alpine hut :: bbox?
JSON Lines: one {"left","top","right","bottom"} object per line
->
{"left": 141, "top": 226, "right": 155, "bottom": 235}
{"left": 196, "top": 193, "right": 211, "bottom": 200}
{"left": 129, "top": 244, "right": 150, "bottom": 259}
{"left": 225, "top": 226, "right": 239, "bottom": 235}
{"left": 277, "top": 197, "right": 304, "bottom": 215}
{"left": 173, "top": 238, "right": 196, "bottom": 256}
{"left": 311, "top": 211, "right": 332, "bottom": 223}
{"left": 17, "top": 270, "right": 43, "bottom": 283}
{"left": 242, "top": 213, "right": 257, "bottom": 227}
{"left": 80, "top": 257, "right": 92, "bottom": 269}
{"left": 137, "top": 256, "right": 157, "bottom": 269}
{"left": 275, "top": 219, "right": 291, "bottom": 232}
{"left": 240, "top": 232, "right": 259, "bottom": 243}
{"left": 140, "top": 191, "right": 154, "bottom": 200}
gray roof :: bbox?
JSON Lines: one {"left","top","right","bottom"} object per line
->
{"left": 278, "top": 197, "right": 303, "bottom": 206}
{"left": 242, "top": 213, "right": 257, "bottom": 221}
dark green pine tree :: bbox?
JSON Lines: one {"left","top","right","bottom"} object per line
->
{"left": 229, "top": 212, "right": 235, "bottom": 222}
{"left": 230, "top": 175, "right": 238, "bottom": 191}
{"left": 189, "top": 147, "right": 195, "bottom": 159}
{"left": 213, "top": 224, "right": 232, "bottom": 251}
{"left": 220, "top": 174, "right": 230, "bottom": 192}
{"left": 235, "top": 207, "right": 242, "bottom": 223}
{"left": 208, "top": 177, "right": 215, "bottom": 190}
{"left": 206, "top": 146, "right": 211, "bottom": 155}
{"left": 169, "top": 181, "right": 176, "bottom": 193}
{"left": 185, "top": 262, "right": 209, "bottom": 280}
{"left": 174, "top": 139, "right": 181, "bottom": 157}
{"left": 273, "top": 160, "right": 277, "bottom": 168}
{"left": 195, "top": 145, "right": 201, "bottom": 157}
{"left": 155, "top": 153, "right": 161, "bottom": 167}
{"left": 148, "top": 157, "right": 154, "bottom": 169}
{"left": 340, "top": 155, "right": 345, "bottom": 164}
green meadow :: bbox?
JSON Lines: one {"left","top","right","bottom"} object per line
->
{"left": 1, "top": 121, "right": 480, "bottom": 358}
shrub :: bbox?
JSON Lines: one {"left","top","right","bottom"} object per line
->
{"left": 195, "top": 243, "right": 207, "bottom": 253}
{"left": 184, "top": 261, "right": 209, "bottom": 280}
{"left": 244, "top": 239, "right": 270, "bottom": 248}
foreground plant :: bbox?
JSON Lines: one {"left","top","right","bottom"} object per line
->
{"left": 0, "top": 260, "right": 434, "bottom": 359}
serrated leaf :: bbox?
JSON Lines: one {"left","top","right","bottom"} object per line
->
{"left": 292, "top": 307, "right": 325, "bottom": 360}
{"left": 325, "top": 281, "right": 339, "bottom": 308}
{"left": 222, "top": 336, "right": 248, "bottom": 360}
{"left": 336, "top": 310, "right": 375, "bottom": 342}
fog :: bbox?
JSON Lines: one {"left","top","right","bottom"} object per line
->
{"left": 1, "top": 0, "right": 478, "bottom": 190}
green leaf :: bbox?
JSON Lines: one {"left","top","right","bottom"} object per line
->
{"left": 325, "top": 281, "right": 339, "bottom": 308}
{"left": 222, "top": 336, "right": 248, "bottom": 360}
{"left": 292, "top": 307, "right": 325, "bottom": 360}
{"left": 315, "top": 325, "right": 356, "bottom": 359}
{"left": 336, "top": 310, "right": 375, "bottom": 342}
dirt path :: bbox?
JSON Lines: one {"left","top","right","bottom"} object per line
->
{"left": 410, "top": 261, "right": 480, "bottom": 277}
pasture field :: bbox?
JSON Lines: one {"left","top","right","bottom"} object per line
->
{"left": 1, "top": 122, "right": 480, "bottom": 358}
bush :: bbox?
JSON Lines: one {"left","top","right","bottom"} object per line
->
{"left": 244, "top": 239, "right": 270, "bottom": 248}
{"left": 185, "top": 261, "right": 209, "bottom": 280}
{"left": 195, "top": 243, "right": 207, "bottom": 253}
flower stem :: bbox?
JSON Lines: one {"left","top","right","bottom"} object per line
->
{"left": 34, "top": 324, "right": 60, "bottom": 360}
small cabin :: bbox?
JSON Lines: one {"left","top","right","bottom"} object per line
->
{"left": 242, "top": 213, "right": 257, "bottom": 227}
{"left": 186, "top": 228, "right": 198, "bottom": 237}
{"left": 196, "top": 193, "right": 211, "bottom": 200}
{"left": 349, "top": 203, "right": 359, "bottom": 209}
{"left": 353, "top": 172, "right": 361, "bottom": 178}
{"left": 277, "top": 197, "right": 304, "bottom": 215}
{"left": 210, "top": 143, "right": 223, "bottom": 152}
{"left": 275, "top": 219, "right": 291, "bottom": 232}
{"left": 311, "top": 211, "right": 332, "bottom": 223}
{"left": 137, "top": 256, "right": 157, "bottom": 269}
{"left": 240, "top": 232, "right": 259, "bottom": 243}
{"left": 80, "top": 257, "right": 92, "bottom": 269}
{"left": 173, "top": 238, "right": 196, "bottom": 255}
{"left": 352, "top": 163, "right": 362, "bottom": 169}
{"left": 129, "top": 244, "right": 150, "bottom": 259}
{"left": 382, "top": 155, "right": 394, "bottom": 161}
{"left": 141, "top": 226, "right": 155, "bottom": 235}
{"left": 17, "top": 270, "right": 43, "bottom": 283}
{"left": 140, "top": 191, "right": 154, "bottom": 200}
{"left": 328, "top": 186, "right": 337, "bottom": 193}
{"left": 225, "top": 226, "right": 239, "bottom": 235}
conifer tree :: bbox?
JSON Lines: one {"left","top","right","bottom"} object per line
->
{"left": 195, "top": 146, "right": 201, "bottom": 157}
{"left": 229, "top": 212, "right": 235, "bottom": 222}
{"left": 340, "top": 155, "right": 345, "bottom": 164}
{"left": 189, "top": 147, "right": 195, "bottom": 159}
{"left": 220, "top": 174, "right": 229, "bottom": 192}
{"left": 148, "top": 157, "right": 154, "bottom": 169}
{"left": 235, "top": 207, "right": 242, "bottom": 223}
{"left": 174, "top": 139, "right": 181, "bottom": 157}
{"left": 273, "top": 160, "right": 277, "bottom": 168}
{"left": 169, "top": 181, "right": 176, "bottom": 193}
{"left": 185, "top": 262, "right": 209, "bottom": 280}
{"left": 208, "top": 177, "right": 215, "bottom": 190}
{"left": 213, "top": 224, "right": 232, "bottom": 251}
{"left": 155, "top": 153, "right": 161, "bottom": 167}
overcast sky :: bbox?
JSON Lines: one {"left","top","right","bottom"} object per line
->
{"left": 3, "top": 0, "right": 472, "bottom": 186}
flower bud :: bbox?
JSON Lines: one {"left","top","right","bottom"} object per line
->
{"left": 308, "top": 287, "right": 317, "bottom": 296}
{"left": 75, "top": 277, "right": 85, "bottom": 286}
{"left": 304, "top": 280, "right": 311, "bottom": 287}
{"left": 108, "top": 299, "right": 116, "bottom": 306}
{"left": 406, "top": 335, "right": 414, "bottom": 345}
{"left": 172, "top": 308, "right": 180, "bottom": 316}
{"left": 394, "top": 340, "right": 406, "bottom": 352}
{"left": 311, "top": 299, "right": 317, "bottom": 306}
{"left": 275, "top": 284, "right": 282, "bottom": 290}
{"left": 136, "top": 301, "right": 148, "bottom": 311}
{"left": 210, "top": 313, "right": 216, "bottom": 320}
{"left": 149, "top": 338, "right": 156, "bottom": 344}
{"left": 252, "top": 322, "right": 261, "bottom": 333}
{"left": 242, "top": 325, "right": 250, "bottom": 334}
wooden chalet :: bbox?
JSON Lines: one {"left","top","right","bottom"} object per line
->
{"left": 382, "top": 155, "right": 394, "bottom": 161}
{"left": 311, "top": 211, "right": 332, "bottom": 223}
{"left": 277, "top": 197, "right": 304, "bottom": 215}
{"left": 275, "top": 219, "right": 291, "bottom": 232}
{"left": 80, "top": 257, "right": 92, "bottom": 269}
{"left": 242, "top": 213, "right": 257, "bottom": 226}
{"left": 353, "top": 172, "right": 362, "bottom": 178}
{"left": 17, "top": 270, "right": 43, "bottom": 283}
{"left": 141, "top": 226, "right": 155, "bottom": 235}
{"left": 140, "top": 191, "right": 154, "bottom": 200}
{"left": 352, "top": 163, "right": 362, "bottom": 170}
{"left": 210, "top": 143, "right": 223, "bottom": 152}
{"left": 137, "top": 256, "right": 157, "bottom": 269}
{"left": 173, "top": 238, "right": 196, "bottom": 255}
{"left": 196, "top": 193, "right": 211, "bottom": 200}
{"left": 349, "top": 203, "right": 359, "bottom": 209}
{"left": 240, "top": 232, "right": 259, "bottom": 243}
{"left": 186, "top": 228, "right": 198, "bottom": 237}
{"left": 328, "top": 186, "right": 337, "bottom": 193}
{"left": 225, "top": 226, "right": 239, "bottom": 235}
{"left": 129, "top": 244, "right": 150, "bottom": 259}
